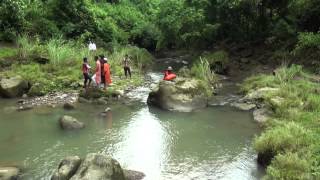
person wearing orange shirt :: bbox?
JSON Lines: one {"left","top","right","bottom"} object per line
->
{"left": 103, "top": 57, "right": 112, "bottom": 90}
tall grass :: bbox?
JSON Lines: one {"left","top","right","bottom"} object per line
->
{"left": 108, "top": 45, "right": 153, "bottom": 74}
{"left": 243, "top": 65, "right": 320, "bottom": 179}
{"left": 46, "top": 37, "right": 90, "bottom": 65}
{"left": 191, "top": 57, "right": 217, "bottom": 85}
{"left": 17, "top": 35, "right": 39, "bottom": 59}
{"left": 274, "top": 64, "right": 303, "bottom": 84}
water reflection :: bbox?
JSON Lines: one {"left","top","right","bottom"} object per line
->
{"left": 104, "top": 107, "right": 170, "bottom": 179}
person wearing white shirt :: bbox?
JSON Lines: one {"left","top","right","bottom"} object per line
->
{"left": 88, "top": 41, "right": 97, "bottom": 51}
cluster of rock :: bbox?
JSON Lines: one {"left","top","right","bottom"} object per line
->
{"left": 230, "top": 87, "right": 281, "bottom": 124}
{"left": 147, "top": 78, "right": 210, "bottom": 112}
{"left": 78, "top": 88, "right": 125, "bottom": 105}
{"left": 52, "top": 153, "right": 145, "bottom": 180}
{"left": 16, "top": 92, "right": 79, "bottom": 110}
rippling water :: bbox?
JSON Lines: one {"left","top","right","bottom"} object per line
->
{"left": 0, "top": 72, "right": 263, "bottom": 179}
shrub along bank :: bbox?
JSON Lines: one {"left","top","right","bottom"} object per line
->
{"left": 242, "top": 65, "right": 320, "bottom": 179}
{"left": 0, "top": 36, "right": 153, "bottom": 97}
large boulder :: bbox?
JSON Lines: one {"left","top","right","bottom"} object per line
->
{"left": 59, "top": 116, "right": 85, "bottom": 130}
{"left": 70, "top": 153, "right": 125, "bottom": 180}
{"left": 51, "top": 156, "right": 81, "bottom": 180}
{"left": 0, "top": 167, "right": 19, "bottom": 180}
{"left": 0, "top": 76, "right": 28, "bottom": 98}
{"left": 147, "top": 78, "right": 209, "bottom": 112}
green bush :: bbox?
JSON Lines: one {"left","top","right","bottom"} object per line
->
{"left": 265, "top": 152, "right": 312, "bottom": 180}
{"left": 254, "top": 122, "right": 313, "bottom": 156}
{"left": 294, "top": 32, "right": 320, "bottom": 53}
{"left": 199, "top": 50, "right": 229, "bottom": 74}
{"left": 305, "top": 94, "right": 320, "bottom": 112}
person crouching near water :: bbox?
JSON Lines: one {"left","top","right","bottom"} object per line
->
{"left": 123, "top": 54, "right": 131, "bottom": 79}
{"left": 163, "top": 66, "right": 176, "bottom": 81}
{"left": 94, "top": 56, "right": 101, "bottom": 86}
{"left": 82, "top": 57, "right": 92, "bottom": 88}
{"left": 103, "top": 57, "right": 112, "bottom": 90}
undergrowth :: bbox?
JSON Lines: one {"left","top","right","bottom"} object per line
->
{"left": 242, "top": 64, "right": 320, "bottom": 179}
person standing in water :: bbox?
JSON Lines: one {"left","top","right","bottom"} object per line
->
{"left": 94, "top": 56, "right": 101, "bottom": 86}
{"left": 82, "top": 57, "right": 92, "bottom": 88}
{"left": 103, "top": 57, "right": 112, "bottom": 90}
{"left": 123, "top": 54, "right": 131, "bottom": 79}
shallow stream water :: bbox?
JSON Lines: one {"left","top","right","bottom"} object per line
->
{"left": 0, "top": 66, "right": 263, "bottom": 179}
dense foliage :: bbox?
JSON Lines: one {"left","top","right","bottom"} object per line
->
{"left": 242, "top": 65, "right": 320, "bottom": 179}
{"left": 1, "top": 1, "right": 320, "bottom": 179}
{"left": 1, "top": 0, "right": 319, "bottom": 50}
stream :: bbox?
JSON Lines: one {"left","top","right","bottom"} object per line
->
{"left": 0, "top": 58, "right": 264, "bottom": 180}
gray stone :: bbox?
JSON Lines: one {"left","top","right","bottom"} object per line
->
{"left": 0, "top": 167, "right": 19, "bottom": 180}
{"left": 17, "top": 105, "right": 33, "bottom": 111}
{"left": 147, "top": 78, "right": 209, "bottom": 112}
{"left": 0, "top": 76, "right": 28, "bottom": 98}
{"left": 78, "top": 97, "right": 91, "bottom": 104}
{"left": 253, "top": 108, "right": 272, "bottom": 123}
{"left": 59, "top": 116, "right": 85, "bottom": 130}
{"left": 231, "top": 102, "right": 256, "bottom": 111}
{"left": 70, "top": 153, "right": 125, "bottom": 180}
{"left": 63, "top": 103, "right": 76, "bottom": 110}
{"left": 124, "top": 169, "right": 145, "bottom": 180}
{"left": 96, "top": 97, "right": 108, "bottom": 105}
{"left": 51, "top": 156, "right": 81, "bottom": 180}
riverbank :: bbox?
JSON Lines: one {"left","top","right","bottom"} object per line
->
{"left": 240, "top": 65, "right": 320, "bottom": 179}
{"left": 0, "top": 37, "right": 152, "bottom": 101}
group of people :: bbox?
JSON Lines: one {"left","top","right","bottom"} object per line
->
{"left": 83, "top": 41, "right": 178, "bottom": 90}
{"left": 82, "top": 54, "right": 132, "bottom": 89}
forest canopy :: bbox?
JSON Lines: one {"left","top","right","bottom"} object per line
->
{"left": 0, "top": 0, "right": 319, "bottom": 50}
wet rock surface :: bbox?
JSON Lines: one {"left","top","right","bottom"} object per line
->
{"left": 52, "top": 154, "right": 145, "bottom": 180}
{"left": 51, "top": 156, "right": 81, "bottom": 180}
{"left": 231, "top": 102, "right": 256, "bottom": 111}
{"left": 16, "top": 92, "right": 78, "bottom": 110}
{"left": 253, "top": 108, "right": 272, "bottom": 124}
{"left": 0, "top": 166, "right": 20, "bottom": 180}
{"left": 123, "top": 169, "right": 145, "bottom": 180}
{"left": 0, "top": 76, "right": 28, "bottom": 98}
{"left": 147, "top": 78, "right": 209, "bottom": 112}
{"left": 63, "top": 103, "right": 76, "bottom": 110}
{"left": 59, "top": 115, "right": 85, "bottom": 130}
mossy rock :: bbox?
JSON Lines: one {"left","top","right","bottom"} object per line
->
{"left": 79, "top": 88, "right": 106, "bottom": 99}
{"left": 28, "top": 83, "right": 46, "bottom": 96}
{"left": 0, "top": 75, "right": 29, "bottom": 98}
{"left": 147, "top": 78, "right": 210, "bottom": 112}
